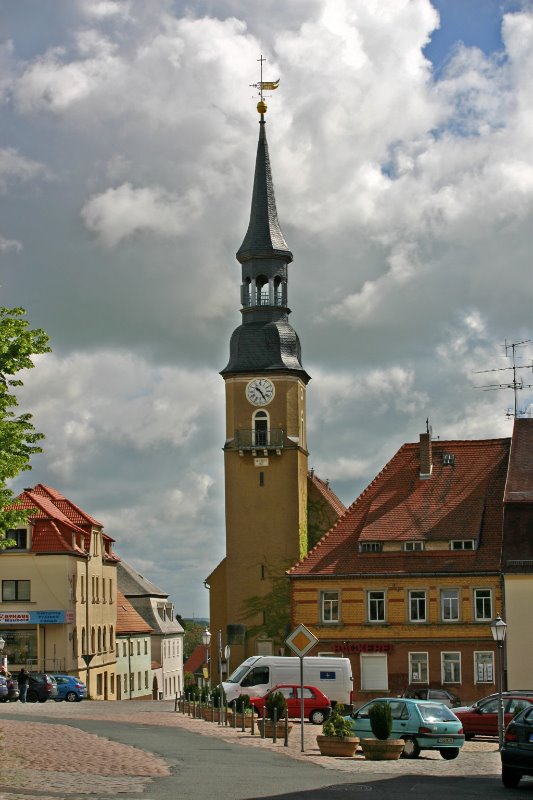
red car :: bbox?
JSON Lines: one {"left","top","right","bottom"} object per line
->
{"left": 250, "top": 684, "right": 332, "bottom": 725}
{"left": 455, "top": 693, "right": 533, "bottom": 739}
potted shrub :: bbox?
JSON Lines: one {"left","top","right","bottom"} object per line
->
{"left": 229, "top": 694, "right": 256, "bottom": 728}
{"left": 360, "top": 701, "right": 404, "bottom": 760}
{"left": 204, "top": 685, "right": 225, "bottom": 722}
{"left": 261, "top": 690, "right": 291, "bottom": 737}
{"left": 316, "top": 703, "right": 359, "bottom": 757}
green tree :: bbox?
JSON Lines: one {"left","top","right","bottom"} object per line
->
{"left": 240, "top": 565, "right": 291, "bottom": 652}
{"left": 0, "top": 306, "right": 50, "bottom": 543}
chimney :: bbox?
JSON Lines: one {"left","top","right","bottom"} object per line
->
{"left": 419, "top": 432, "right": 433, "bottom": 479}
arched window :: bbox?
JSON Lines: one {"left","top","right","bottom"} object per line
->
{"left": 91, "top": 627, "right": 96, "bottom": 653}
{"left": 253, "top": 410, "right": 269, "bottom": 447}
{"left": 256, "top": 275, "right": 269, "bottom": 306}
{"left": 110, "top": 626, "right": 114, "bottom": 650}
{"left": 97, "top": 626, "right": 102, "bottom": 653}
{"left": 273, "top": 277, "right": 285, "bottom": 306}
{"left": 81, "top": 627, "right": 86, "bottom": 655}
{"left": 241, "top": 277, "right": 251, "bottom": 307}
{"left": 103, "top": 626, "right": 107, "bottom": 652}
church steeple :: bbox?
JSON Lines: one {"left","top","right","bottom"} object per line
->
{"left": 222, "top": 107, "right": 309, "bottom": 382}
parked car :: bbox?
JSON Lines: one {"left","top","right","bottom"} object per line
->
{"left": 27, "top": 673, "right": 58, "bottom": 703}
{"left": 455, "top": 693, "right": 533, "bottom": 739}
{"left": 52, "top": 674, "right": 87, "bottom": 702}
{"left": 249, "top": 684, "right": 332, "bottom": 725}
{"left": 0, "top": 675, "right": 8, "bottom": 702}
{"left": 345, "top": 697, "right": 465, "bottom": 759}
{"left": 455, "top": 689, "right": 533, "bottom": 713}
{"left": 400, "top": 687, "right": 461, "bottom": 708}
{"left": 6, "top": 676, "right": 19, "bottom": 701}
{"left": 501, "top": 705, "right": 533, "bottom": 788}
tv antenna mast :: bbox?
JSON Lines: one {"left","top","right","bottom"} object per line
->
{"left": 473, "top": 339, "right": 533, "bottom": 419}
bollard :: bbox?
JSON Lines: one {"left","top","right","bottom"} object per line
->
{"left": 174, "top": 693, "right": 178, "bottom": 713}
{"left": 273, "top": 707, "right": 277, "bottom": 743}
{"left": 261, "top": 707, "right": 266, "bottom": 739}
{"left": 284, "top": 710, "right": 289, "bottom": 747}
{"left": 251, "top": 707, "right": 255, "bottom": 737}
{"left": 211, "top": 697, "right": 215, "bottom": 723}
{"left": 241, "top": 703, "right": 246, "bottom": 733}
{"left": 218, "top": 695, "right": 222, "bottom": 726}
{"left": 187, "top": 693, "right": 191, "bottom": 717}
{"left": 233, "top": 699, "right": 237, "bottom": 728}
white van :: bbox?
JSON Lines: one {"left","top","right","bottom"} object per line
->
{"left": 222, "top": 655, "right": 353, "bottom": 707}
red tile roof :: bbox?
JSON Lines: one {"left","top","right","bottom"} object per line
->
{"left": 289, "top": 437, "right": 511, "bottom": 578}
{"left": 505, "top": 419, "right": 533, "bottom": 503}
{"left": 116, "top": 591, "right": 153, "bottom": 635}
{"left": 5, "top": 485, "right": 115, "bottom": 558}
{"left": 183, "top": 644, "right": 207, "bottom": 675}
{"left": 308, "top": 471, "right": 346, "bottom": 517}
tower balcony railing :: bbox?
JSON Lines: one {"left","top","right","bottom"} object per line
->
{"left": 233, "top": 428, "right": 285, "bottom": 451}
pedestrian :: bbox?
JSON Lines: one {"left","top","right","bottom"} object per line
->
{"left": 17, "top": 668, "right": 29, "bottom": 703}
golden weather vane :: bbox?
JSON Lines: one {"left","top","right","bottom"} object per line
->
{"left": 250, "top": 54, "right": 280, "bottom": 115}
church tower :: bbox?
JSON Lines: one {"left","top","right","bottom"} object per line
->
{"left": 207, "top": 91, "right": 310, "bottom": 677}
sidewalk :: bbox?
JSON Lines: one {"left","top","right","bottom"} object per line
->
{"left": 0, "top": 700, "right": 502, "bottom": 798}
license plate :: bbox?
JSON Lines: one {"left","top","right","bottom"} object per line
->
{"left": 438, "top": 737, "right": 454, "bottom": 744}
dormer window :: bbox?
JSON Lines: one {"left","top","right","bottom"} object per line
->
{"left": 450, "top": 540, "right": 475, "bottom": 551}
{"left": 359, "top": 542, "right": 383, "bottom": 553}
{"left": 403, "top": 541, "right": 424, "bottom": 552}
{"left": 442, "top": 453, "right": 455, "bottom": 466}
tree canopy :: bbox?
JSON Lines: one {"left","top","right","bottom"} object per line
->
{"left": 0, "top": 306, "right": 50, "bottom": 541}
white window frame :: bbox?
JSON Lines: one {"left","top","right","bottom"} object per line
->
{"left": 449, "top": 539, "right": 475, "bottom": 550}
{"left": 403, "top": 541, "right": 424, "bottom": 551}
{"left": 441, "top": 651, "right": 461, "bottom": 683}
{"left": 367, "top": 590, "right": 386, "bottom": 622}
{"left": 473, "top": 588, "right": 492, "bottom": 621}
{"left": 320, "top": 590, "right": 340, "bottom": 624}
{"left": 359, "top": 542, "right": 383, "bottom": 553}
{"left": 408, "top": 589, "right": 427, "bottom": 622}
{"left": 409, "top": 651, "right": 429, "bottom": 683}
{"left": 440, "top": 588, "right": 460, "bottom": 621}
{"left": 474, "top": 651, "right": 494, "bottom": 684}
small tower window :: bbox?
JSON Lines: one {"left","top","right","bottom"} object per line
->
{"left": 253, "top": 410, "right": 269, "bottom": 447}
{"left": 256, "top": 275, "right": 269, "bottom": 306}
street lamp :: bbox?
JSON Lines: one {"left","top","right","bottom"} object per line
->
{"left": 491, "top": 613, "right": 507, "bottom": 751}
{"left": 202, "top": 627, "right": 211, "bottom": 691}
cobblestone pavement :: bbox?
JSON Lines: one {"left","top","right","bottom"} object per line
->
{"left": 0, "top": 699, "right": 504, "bottom": 799}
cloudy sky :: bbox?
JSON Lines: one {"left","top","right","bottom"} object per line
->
{"left": 1, "top": 0, "right": 531, "bottom": 619}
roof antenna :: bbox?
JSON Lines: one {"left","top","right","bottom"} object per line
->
{"left": 473, "top": 339, "right": 533, "bottom": 419}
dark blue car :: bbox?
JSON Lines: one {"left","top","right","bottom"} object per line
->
{"left": 52, "top": 674, "right": 87, "bottom": 702}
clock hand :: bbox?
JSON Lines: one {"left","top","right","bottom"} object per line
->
{"left": 256, "top": 387, "right": 266, "bottom": 399}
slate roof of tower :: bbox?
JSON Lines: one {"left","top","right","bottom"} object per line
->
{"left": 289, "top": 437, "right": 511, "bottom": 578}
{"left": 236, "top": 119, "right": 293, "bottom": 263}
{"left": 222, "top": 319, "right": 308, "bottom": 377}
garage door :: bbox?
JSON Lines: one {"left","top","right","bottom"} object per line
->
{"left": 360, "top": 654, "right": 388, "bottom": 691}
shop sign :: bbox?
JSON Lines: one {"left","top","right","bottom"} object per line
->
{"left": 0, "top": 610, "right": 70, "bottom": 625}
{"left": 333, "top": 642, "right": 393, "bottom": 654}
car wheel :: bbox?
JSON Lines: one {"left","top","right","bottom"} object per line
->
{"left": 401, "top": 736, "right": 420, "bottom": 759}
{"left": 440, "top": 748, "right": 460, "bottom": 760}
{"left": 27, "top": 690, "right": 38, "bottom": 703}
{"left": 309, "top": 709, "right": 326, "bottom": 725}
{"left": 66, "top": 691, "right": 78, "bottom": 702}
{"left": 502, "top": 766, "right": 522, "bottom": 789}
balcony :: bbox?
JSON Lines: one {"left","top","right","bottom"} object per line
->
{"left": 232, "top": 428, "right": 285, "bottom": 451}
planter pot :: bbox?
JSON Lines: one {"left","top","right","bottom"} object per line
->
{"left": 316, "top": 735, "right": 359, "bottom": 757}
{"left": 260, "top": 720, "right": 293, "bottom": 738}
{"left": 360, "top": 738, "right": 404, "bottom": 761}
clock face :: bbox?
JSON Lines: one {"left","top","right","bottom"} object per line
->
{"left": 246, "top": 378, "right": 275, "bottom": 406}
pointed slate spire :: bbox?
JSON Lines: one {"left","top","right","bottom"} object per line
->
{"left": 236, "top": 117, "right": 293, "bottom": 264}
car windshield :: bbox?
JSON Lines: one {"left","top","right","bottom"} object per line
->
{"left": 417, "top": 703, "right": 457, "bottom": 722}
{"left": 226, "top": 665, "right": 250, "bottom": 684}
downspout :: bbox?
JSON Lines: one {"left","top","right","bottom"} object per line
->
{"left": 128, "top": 636, "right": 132, "bottom": 700}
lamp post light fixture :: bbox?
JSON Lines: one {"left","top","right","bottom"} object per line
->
{"left": 491, "top": 613, "right": 507, "bottom": 751}
{"left": 202, "top": 627, "right": 211, "bottom": 690}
